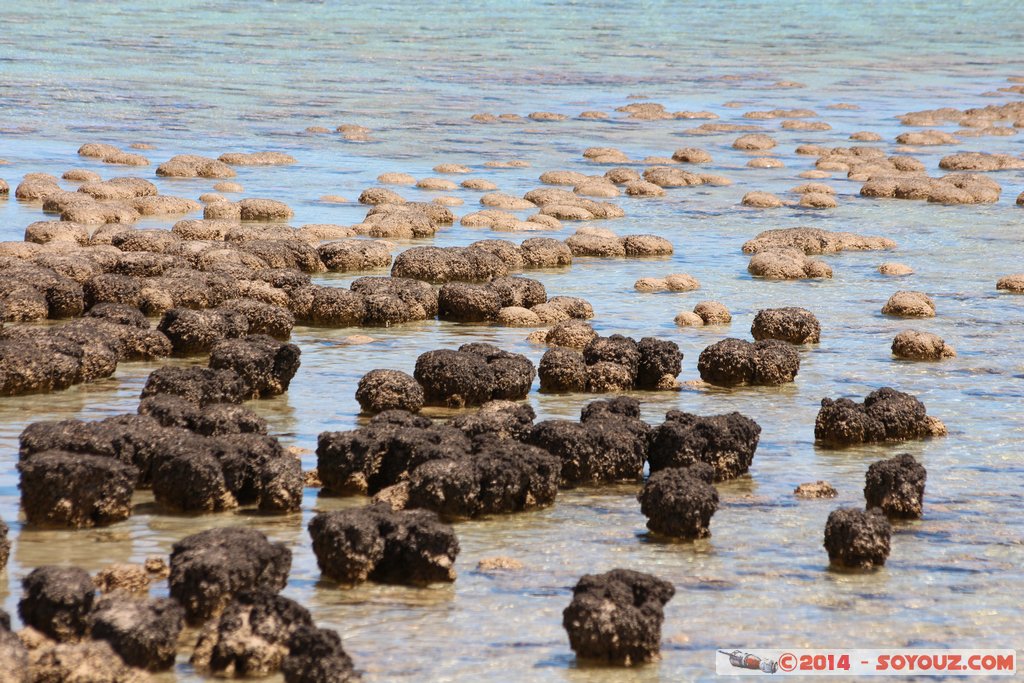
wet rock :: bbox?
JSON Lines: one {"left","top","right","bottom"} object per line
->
{"left": 742, "top": 227, "right": 895, "bottom": 254}
{"left": 19, "top": 566, "right": 95, "bottom": 641}
{"left": 545, "top": 319, "right": 597, "bottom": 348}
{"left": 891, "top": 330, "right": 955, "bottom": 360}
{"left": 697, "top": 338, "right": 800, "bottom": 386}
{"left": 89, "top": 595, "right": 184, "bottom": 671}
{"left": 824, "top": 507, "right": 891, "bottom": 569}
{"left": 447, "top": 401, "right": 536, "bottom": 442}
{"left": 281, "top": 625, "right": 359, "bottom": 683}
{"left": 139, "top": 395, "right": 268, "bottom": 438}
{"left": 0, "top": 613, "right": 27, "bottom": 680}
{"left": 82, "top": 273, "right": 143, "bottom": 309}
{"left": 815, "top": 387, "right": 942, "bottom": 446}
{"left": 437, "top": 283, "right": 502, "bottom": 322}
{"left": 309, "top": 504, "right": 459, "bottom": 585}
{"left": 18, "top": 451, "right": 136, "bottom": 528}
{"left": 638, "top": 465, "right": 718, "bottom": 538}
{"left": 0, "top": 333, "right": 89, "bottom": 395}
{"left": 799, "top": 192, "right": 837, "bottom": 208}
{"left": 674, "top": 310, "right": 704, "bottom": 327}
{"left": 15, "top": 173, "right": 61, "bottom": 201}
{"left": 751, "top": 307, "right": 820, "bottom": 344}
{"left": 528, "top": 398, "right": 650, "bottom": 485}
{"left": 996, "top": 273, "right": 1024, "bottom": 292}
{"left": 219, "top": 298, "right": 295, "bottom": 339}
{"left": 302, "top": 286, "right": 366, "bottom": 326}
{"left": 150, "top": 447, "right": 236, "bottom": 513}
{"left": 635, "top": 337, "right": 683, "bottom": 389}
{"left": 27, "top": 640, "right": 149, "bottom": 683}
{"left": 741, "top": 191, "right": 783, "bottom": 208}
{"left": 359, "top": 187, "right": 406, "bottom": 205}
{"left": 879, "top": 262, "right": 913, "bottom": 276}
{"left": 563, "top": 568, "right": 675, "bottom": 665}
{"left": 520, "top": 237, "right": 573, "bottom": 267}
{"left": 850, "top": 131, "right": 883, "bottom": 141}
{"left": 405, "top": 441, "right": 560, "bottom": 519}
{"left": 157, "top": 308, "right": 249, "bottom": 354}
{"left": 318, "top": 240, "right": 392, "bottom": 271}
{"left": 93, "top": 564, "right": 151, "bottom": 594}
{"left": 208, "top": 335, "right": 301, "bottom": 397}
{"left": 864, "top": 453, "right": 926, "bottom": 519}
{"left": 218, "top": 151, "right": 296, "bottom": 166}
{"left": 157, "top": 154, "right": 236, "bottom": 178}
{"left": 648, "top": 411, "right": 761, "bottom": 480}
{"left": 316, "top": 411, "right": 471, "bottom": 495}
{"left": 169, "top": 526, "right": 291, "bottom": 625}
{"left": 565, "top": 231, "right": 625, "bottom": 257}
{"left": 733, "top": 133, "right": 776, "bottom": 151}
{"left": 894, "top": 130, "right": 959, "bottom": 146}
{"left": 20, "top": 412, "right": 190, "bottom": 485}
{"left": 794, "top": 481, "right": 837, "bottom": 498}
{"left": 192, "top": 590, "right": 312, "bottom": 678}
{"left": 671, "top": 147, "right": 712, "bottom": 163}
{"left": 939, "top": 152, "right": 1024, "bottom": 171}
{"left": 350, "top": 276, "right": 438, "bottom": 323}
{"left": 414, "top": 344, "right": 534, "bottom": 407}
{"left": 235, "top": 239, "right": 324, "bottom": 273}
{"left": 355, "top": 369, "right": 424, "bottom": 414}
{"left": 391, "top": 246, "right": 504, "bottom": 283}
{"left": 881, "top": 291, "right": 935, "bottom": 317}
{"left": 748, "top": 248, "right": 832, "bottom": 279}
{"left": 24, "top": 221, "right": 90, "bottom": 245}
{"left": 693, "top": 301, "right": 731, "bottom": 325}
{"left": 0, "top": 517, "right": 8, "bottom": 572}
{"left": 140, "top": 366, "right": 249, "bottom": 406}
{"left": 747, "top": 157, "right": 784, "bottom": 168}
{"left": 623, "top": 234, "right": 673, "bottom": 256}
{"left": 537, "top": 347, "right": 587, "bottom": 392}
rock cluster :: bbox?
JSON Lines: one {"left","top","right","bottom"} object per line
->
{"left": 539, "top": 334, "right": 682, "bottom": 392}
{"left": 815, "top": 387, "right": 945, "bottom": 446}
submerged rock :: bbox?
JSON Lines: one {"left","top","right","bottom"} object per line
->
{"left": 192, "top": 590, "right": 312, "bottom": 678}
{"left": 208, "top": 335, "right": 301, "bottom": 397}
{"left": 18, "top": 451, "right": 136, "bottom": 528}
{"left": 282, "top": 626, "right": 360, "bottom": 683}
{"left": 697, "top": 338, "right": 800, "bottom": 386}
{"left": 19, "top": 566, "right": 95, "bottom": 641}
{"left": 648, "top": 411, "right": 761, "bottom": 481}
{"left": 309, "top": 504, "right": 460, "bottom": 585}
{"left": 815, "top": 387, "right": 944, "bottom": 446}
{"left": 882, "top": 291, "right": 935, "bottom": 317}
{"left": 355, "top": 369, "right": 425, "bottom": 414}
{"left": 864, "top": 453, "right": 926, "bottom": 518}
{"left": 824, "top": 507, "right": 891, "bottom": 569}
{"left": 751, "top": 307, "right": 821, "bottom": 344}
{"left": 414, "top": 344, "right": 534, "bottom": 408}
{"left": 26, "top": 639, "right": 149, "bottom": 683}
{"left": 404, "top": 440, "right": 560, "bottom": 519}
{"left": 891, "top": 330, "right": 955, "bottom": 360}
{"left": 89, "top": 595, "right": 185, "bottom": 671}
{"left": 169, "top": 527, "right": 292, "bottom": 625}
{"left": 638, "top": 464, "right": 718, "bottom": 539}
{"left": 563, "top": 568, "right": 675, "bottom": 665}
{"left": 316, "top": 411, "right": 471, "bottom": 495}
{"left": 742, "top": 227, "right": 895, "bottom": 254}
{"left": 528, "top": 397, "right": 651, "bottom": 486}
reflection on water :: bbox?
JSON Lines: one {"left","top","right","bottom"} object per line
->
{"left": 1, "top": 0, "right": 1024, "bottom": 680}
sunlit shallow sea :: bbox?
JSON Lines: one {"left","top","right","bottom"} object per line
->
{"left": 0, "top": 1, "right": 1023, "bottom": 680}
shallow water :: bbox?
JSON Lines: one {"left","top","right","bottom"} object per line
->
{"left": 1, "top": 0, "right": 1023, "bottom": 680}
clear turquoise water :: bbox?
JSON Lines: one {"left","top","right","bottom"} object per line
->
{"left": 0, "top": 1, "right": 1023, "bottom": 680}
